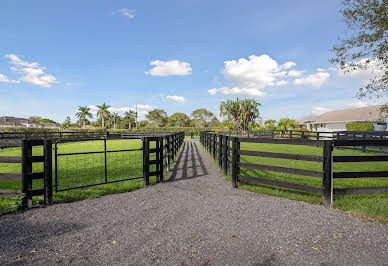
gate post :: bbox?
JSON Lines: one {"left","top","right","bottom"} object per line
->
{"left": 22, "top": 140, "right": 32, "bottom": 209}
{"left": 159, "top": 136, "right": 164, "bottom": 182}
{"left": 212, "top": 134, "right": 216, "bottom": 159}
{"left": 223, "top": 135, "right": 228, "bottom": 176}
{"left": 44, "top": 139, "right": 53, "bottom": 205}
{"left": 218, "top": 134, "right": 222, "bottom": 168}
{"left": 143, "top": 137, "right": 150, "bottom": 186}
{"left": 232, "top": 137, "right": 238, "bottom": 188}
{"left": 322, "top": 140, "right": 333, "bottom": 206}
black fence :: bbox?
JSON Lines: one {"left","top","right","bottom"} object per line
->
{"left": 200, "top": 131, "right": 388, "bottom": 206}
{"left": 0, "top": 132, "right": 184, "bottom": 209}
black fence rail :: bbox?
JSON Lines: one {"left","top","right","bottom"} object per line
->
{"left": 200, "top": 131, "right": 388, "bottom": 206}
{"left": 0, "top": 132, "right": 185, "bottom": 210}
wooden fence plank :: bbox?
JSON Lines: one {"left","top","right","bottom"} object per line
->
{"left": 240, "top": 150, "right": 323, "bottom": 162}
{"left": 334, "top": 187, "right": 388, "bottom": 195}
{"left": 333, "top": 171, "right": 388, "bottom": 178}
{"left": 0, "top": 189, "right": 22, "bottom": 196}
{"left": 333, "top": 155, "right": 388, "bottom": 162}
{"left": 239, "top": 162, "right": 323, "bottom": 178}
{"left": 239, "top": 175, "right": 323, "bottom": 194}
{"left": 0, "top": 156, "right": 22, "bottom": 163}
{"left": 334, "top": 140, "right": 388, "bottom": 147}
{"left": 238, "top": 137, "right": 323, "bottom": 146}
{"left": 0, "top": 173, "right": 22, "bottom": 180}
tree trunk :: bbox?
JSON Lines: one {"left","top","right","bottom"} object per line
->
{"left": 102, "top": 117, "right": 104, "bottom": 127}
{"left": 129, "top": 120, "right": 132, "bottom": 130}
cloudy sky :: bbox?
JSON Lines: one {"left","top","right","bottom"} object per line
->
{"left": 0, "top": 0, "right": 384, "bottom": 122}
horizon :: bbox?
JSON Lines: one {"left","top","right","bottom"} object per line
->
{"left": 1, "top": 0, "right": 386, "bottom": 123}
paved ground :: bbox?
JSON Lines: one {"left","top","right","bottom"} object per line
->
{"left": 0, "top": 140, "right": 387, "bottom": 265}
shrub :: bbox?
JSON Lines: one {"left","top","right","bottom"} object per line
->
{"left": 345, "top": 122, "right": 374, "bottom": 131}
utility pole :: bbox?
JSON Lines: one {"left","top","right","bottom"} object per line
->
{"left": 135, "top": 104, "right": 138, "bottom": 130}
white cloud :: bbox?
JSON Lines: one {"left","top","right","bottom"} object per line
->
{"left": 293, "top": 71, "right": 330, "bottom": 88}
{"left": 209, "top": 54, "right": 295, "bottom": 97}
{"left": 337, "top": 58, "right": 385, "bottom": 84}
{"left": 288, "top": 70, "right": 304, "bottom": 77}
{"left": 280, "top": 61, "right": 296, "bottom": 70}
{"left": 134, "top": 104, "right": 153, "bottom": 110}
{"left": 312, "top": 106, "right": 331, "bottom": 115}
{"left": 275, "top": 80, "right": 288, "bottom": 86}
{"left": 166, "top": 95, "right": 185, "bottom": 102}
{"left": 145, "top": 60, "right": 192, "bottom": 76}
{"left": 347, "top": 100, "right": 368, "bottom": 108}
{"left": 0, "top": 73, "right": 19, "bottom": 84}
{"left": 208, "top": 87, "right": 265, "bottom": 97}
{"left": 4, "top": 54, "right": 58, "bottom": 88}
{"left": 208, "top": 88, "right": 217, "bottom": 95}
{"left": 112, "top": 8, "right": 135, "bottom": 19}
{"left": 5, "top": 54, "right": 39, "bottom": 68}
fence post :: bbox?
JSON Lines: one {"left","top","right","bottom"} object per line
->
{"left": 212, "top": 134, "right": 216, "bottom": 159}
{"left": 159, "top": 137, "right": 164, "bottom": 182}
{"left": 232, "top": 137, "right": 238, "bottom": 188}
{"left": 104, "top": 138, "right": 108, "bottom": 183}
{"left": 44, "top": 139, "right": 53, "bottom": 205}
{"left": 143, "top": 137, "right": 150, "bottom": 186}
{"left": 223, "top": 135, "right": 228, "bottom": 176}
{"left": 218, "top": 134, "right": 222, "bottom": 168}
{"left": 322, "top": 140, "right": 333, "bottom": 206}
{"left": 22, "top": 140, "right": 32, "bottom": 209}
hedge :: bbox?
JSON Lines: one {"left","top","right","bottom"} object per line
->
{"left": 345, "top": 122, "right": 374, "bottom": 131}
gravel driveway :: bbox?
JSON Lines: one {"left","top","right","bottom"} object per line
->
{"left": 0, "top": 140, "right": 387, "bottom": 265}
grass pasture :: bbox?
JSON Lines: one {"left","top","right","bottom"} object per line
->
{"left": 0, "top": 138, "right": 160, "bottom": 215}
{"left": 220, "top": 142, "right": 388, "bottom": 223}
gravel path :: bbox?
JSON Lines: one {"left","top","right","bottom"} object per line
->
{"left": 0, "top": 140, "right": 387, "bottom": 265}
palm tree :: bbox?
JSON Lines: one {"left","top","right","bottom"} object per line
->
{"left": 96, "top": 102, "right": 111, "bottom": 127}
{"left": 124, "top": 110, "right": 136, "bottom": 130}
{"left": 111, "top": 112, "right": 120, "bottom": 129}
{"left": 75, "top": 106, "right": 93, "bottom": 127}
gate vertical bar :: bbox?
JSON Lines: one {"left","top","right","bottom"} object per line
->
{"left": 218, "top": 134, "right": 222, "bottom": 168}
{"left": 223, "top": 135, "right": 228, "bottom": 176}
{"left": 322, "top": 140, "right": 333, "bottom": 206}
{"left": 22, "top": 140, "right": 32, "bottom": 209}
{"left": 54, "top": 141, "right": 58, "bottom": 192}
{"left": 44, "top": 139, "right": 53, "bottom": 205}
{"left": 143, "top": 137, "right": 150, "bottom": 186}
{"left": 104, "top": 138, "right": 108, "bottom": 183}
{"left": 232, "top": 137, "right": 238, "bottom": 188}
{"left": 159, "top": 137, "right": 164, "bottom": 182}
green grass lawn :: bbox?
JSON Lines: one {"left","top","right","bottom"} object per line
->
{"left": 0, "top": 139, "right": 163, "bottom": 215}
{"left": 212, "top": 142, "right": 388, "bottom": 223}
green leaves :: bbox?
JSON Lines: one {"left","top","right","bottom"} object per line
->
{"left": 219, "top": 98, "right": 261, "bottom": 130}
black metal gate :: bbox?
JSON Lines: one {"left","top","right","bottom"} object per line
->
{"left": 54, "top": 137, "right": 144, "bottom": 192}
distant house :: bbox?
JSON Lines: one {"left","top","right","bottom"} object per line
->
{"left": 299, "top": 105, "right": 388, "bottom": 132}
{"left": 0, "top": 116, "right": 59, "bottom": 129}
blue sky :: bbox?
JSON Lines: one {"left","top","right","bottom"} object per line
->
{"left": 0, "top": 0, "right": 382, "bottom": 122}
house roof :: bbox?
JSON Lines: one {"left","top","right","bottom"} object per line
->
{"left": 299, "top": 105, "right": 387, "bottom": 124}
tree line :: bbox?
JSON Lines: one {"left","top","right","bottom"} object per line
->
{"left": 59, "top": 99, "right": 301, "bottom": 131}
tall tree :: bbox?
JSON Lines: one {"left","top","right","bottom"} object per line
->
{"left": 264, "top": 120, "right": 277, "bottom": 130}
{"left": 168, "top": 112, "right": 191, "bottom": 127}
{"left": 331, "top": 0, "right": 387, "bottom": 103}
{"left": 191, "top": 108, "right": 215, "bottom": 127}
{"left": 75, "top": 106, "right": 93, "bottom": 126}
{"left": 96, "top": 103, "right": 111, "bottom": 127}
{"left": 146, "top": 109, "right": 167, "bottom": 127}
{"left": 208, "top": 117, "right": 221, "bottom": 128}
{"left": 124, "top": 110, "right": 136, "bottom": 130}
{"left": 220, "top": 98, "right": 261, "bottom": 131}
{"left": 61, "top": 116, "right": 71, "bottom": 129}
{"left": 111, "top": 112, "right": 120, "bottom": 129}
{"left": 277, "top": 118, "right": 296, "bottom": 131}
